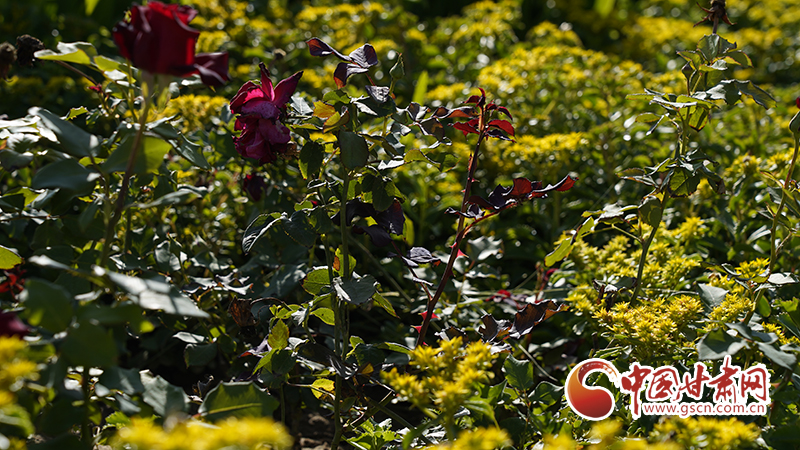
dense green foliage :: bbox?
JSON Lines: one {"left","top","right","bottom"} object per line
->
{"left": 2, "top": 0, "right": 800, "bottom": 449}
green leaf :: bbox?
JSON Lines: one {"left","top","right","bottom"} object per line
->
{"left": 77, "top": 303, "right": 143, "bottom": 326}
{"left": 31, "top": 158, "right": 100, "bottom": 192}
{"left": 339, "top": 131, "right": 369, "bottom": 169}
{"left": 150, "top": 121, "right": 211, "bottom": 170}
{"left": 678, "top": 50, "right": 704, "bottom": 69}
{"left": 757, "top": 342, "right": 796, "bottom": 369}
{"left": 686, "top": 105, "right": 709, "bottom": 131}
{"left": 697, "top": 284, "right": 727, "bottom": 311}
{"left": 697, "top": 34, "right": 736, "bottom": 62}
{"left": 299, "top": 140, "right": 324, "bottom": 179}
{"left": 323, "top": 89, "right": 351, "bottom": 106}
{"left": 284, "top": 211, "right": 316, "bottom": 247}
{"left": 372, "top": 291, "right": 397, "bottom": 317}
{"left": 333, "top": 275, "right": 377, "bottom": 305}
{"left": 635, "top": 112, "right": 661, "bottom": 123}
{"left": 334, "top": 247, "right": 357, "bottom": 277}
{"left": 174, "top": 135, "right": 210, "bottom": 169}
{"left": 756, "top": 295, "right": 772, "bottom": 318}
{"left": 0, "top": 147, "right": 35, "bottom": 170}
{"left": 66, "top": 107, "right": 89, "bottom": 120}
{"left": 404, "top": 148, "right": 458, "bottom": 172}
{"left": 185, "top": 342, "right": 218, "bottom": 367}
{"left": 464, "top": 397, "right": 497, "bottom": 424}
{"left": 390, "top": 53, "right": 404, "bottom": 80}
{"left": 30, "top": 107, "right": 100, "bottom": 157}
{"left": 412, "top": 70, "right": 428, "bottom": 105}
{"left": 779, "top": 314, "right": 800, "bottom": 340}
{"left": 638, "top": 195, "right": 662, "bottom": 228}
{"left": 136, "top": 188, "right": 201, "bottom": 209}
{"left": 370, "top": 177, "right": 395, "bottom": 212}
{"left": 242, "top": 213, "right": 283, "bottom": 253}
{"left": 62, "top": 322, "right": 119, "bottom": 367}
{"left": 545, "top": 217, "right": 594, "bottom": 266}
{"left": 311, "top": 307, "right": 335, "bottom": 325}
{"left": 503, "top": 355, "right": 534, "bottom": 391}
{"left": 724, "top": 51, "right": 752, "bottom": 67}
{"left": 375, "top": 341, "right": 412, "bottom": 355}
{"left": 141, "top": 371, "right": 189, "bottom": 416}
{"left": 34, "top": 41, "right": 97, "bottom": 66}
{"left": 19, "top": 279, "right": 74, "bottom": 333}
{"left": 85, "top": 0, "right": 101, "bottom": 15}
{"left": 302, "top": 268, "right": 332, "bottom": 295}
{"left": 104, "top": 411, "right": 132, "bottom": 428}
{"left": 268, "top": 320, "right": 289, "bottom": 350}
{"left": 530, "top": 381, "right": 563, "bottom": 408}
{"left": 97, "top": 367, "right": 144, "bottom": 396}
{"left": 668, "top": 168, "right": 701, "bottom": 197}
{"left": 791, "top": 111, "right": 800, "bottom": 136}
{"left": 198, "top": 382, "right": 279, "bottom": 421}
{"left": 0, "top": 245, "right": 22, "bottom": 269}
{"left": 730, "top": 80, "right": 776, "bottom": 109}
{"left": 98, "top": 268, "right": 209, "bottom": 318}
{"left": 95, "top": 55, "right": 123, "bottom": 72}
{"left": 697, "top": 329, "right": 747, "bottom": 360}
{"left": 103, "top": 134, "right": 171, "bottom": 174}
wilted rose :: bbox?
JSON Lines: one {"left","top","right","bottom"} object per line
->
{"left": 112, "top": 1, "right": 229, "bottom": 87}
{"left": 230, "top": 63, "right": 302, "bottom": 165}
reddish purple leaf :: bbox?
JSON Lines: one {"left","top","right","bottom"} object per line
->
{"left": 432, "top": 106, "right": 477, "bottom": 119}
{"left": 453, "top": 120, "right": 479, "bottom": 136}
{"left": 488, "top": 119, "right": 515, "bottom": 137}
{"left": 506, "top": 178, "right": 533, "bottom": 198}
{"left": 334, "top": 62, "right": 369, "bottom": 88}
{"left": 306, "top": 37, "right": 349, "bottom": 61}
{"left": 353, "top": 225, "right": 392, "bottom": 247}
{"left": 487, "top": 104, "right": 513, "bottom": 119}
{"left": 349, "top": 44, "right": 378, "bottom": 67}
{"left": 508, "top": 301, "right": 566, "bottom": 338}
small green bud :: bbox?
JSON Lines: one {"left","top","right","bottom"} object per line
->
{"left": 789, "top": 109, "right": 800, "bottom": 136}
{"left": 390, "top": 53, "right": 404, "bottom": 80}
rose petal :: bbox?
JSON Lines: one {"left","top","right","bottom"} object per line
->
{"left": 194, "top": 52, "right": 230, "bottom": 87}
{"left": 273, "top": 71, "right": 303, "bottom": 106}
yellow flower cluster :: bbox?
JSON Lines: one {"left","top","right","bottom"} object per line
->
{"left": 524, "top": 21, "right": 583, "bottom": 48}
{"left": 0, "top": 337, "right": 38, "bottom": 446}
{"left": 650, "top": 416, "right": 760, "bottom": 450}
{"left": 161, "top": 94, "right": 229, "bottom": 133}
{"left": 0, "top": 337, "right": 37, "bottom": 400}
{"left": 543, "top": 419, "right": 680, "bottom": 450}
{"left": 113, "top": 416, "right": 293, "bottom": 450}
{"left": 565, "top": 219, "right": 713, "bottom": 358}
{"left": 424, "top": 426, "right": 511, "bottom": 450}
{"left": 294, "top": 3, "right": 415, "bottom": 58}
{"left": 434, "top": 0, "right": 520, "bottom": 47}
{"left": 383, "top": 337, "right": 494, "bottom": 417}
{"left": 483, "top": 132, "right": 588, "bottom": 176}
{"left": 593, "top": 295, "right": 704, "bottom": 359}
{"left": 706, "top": 258, "right": 767, "bottom": 324}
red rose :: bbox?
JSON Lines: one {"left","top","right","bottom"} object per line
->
{"left": 230, "top": 63, "right": 302, "bottom": 164}
{"left": 112, "top": 1, "right": 229, "bottom": 87}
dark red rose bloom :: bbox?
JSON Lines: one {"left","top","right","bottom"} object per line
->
{"left": 230, "top": 63, "right": 302, "bottom": 164}
{"left": 112, "top": 1, "right": 229, "bottom": 87}
{"left": 0, "top": 311, "right": 28, "bottom": 338}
